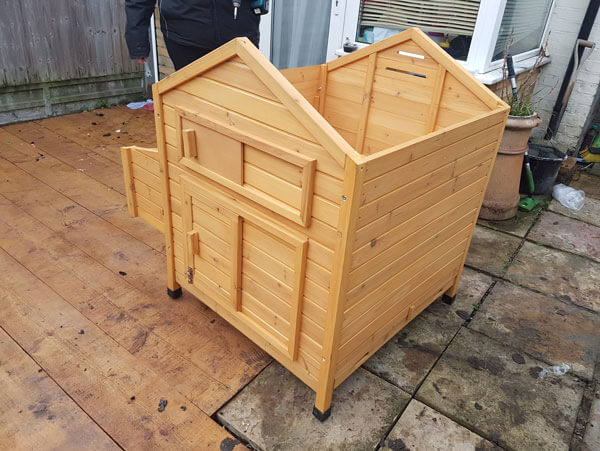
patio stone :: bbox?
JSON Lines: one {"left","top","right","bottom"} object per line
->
{"left": 465, "top": 226, "right": 521, "bottom": 276}
{"left": 529, "top": 211, "right": 600, "bottom": 262}
{"left": 505, "top": 241, "right": 600, "bottom": 312}
{"left": 380, "top": 400, "right": 498, "bottom": 450}
{"left": 583, "top": 393, "right": 600, "bottom": 451}
{"left": 217, "top": 362, "right": 410, "bottom": 451}
{"left": 477, "top": 207, "right": 539, "bottom": 237}
{"left": 417, "top": 328, "right": 586, "bottom": 450}
{"left": 548, "top": 197, "right": 600, "bottom": 228}
{"left": 363, "top": 268, "right": 493, "bottom": 393}
{"left": 470, "top": 281, "right": 600, "bottom": 380}
{"left": 570, "top": 173, "right": 600, "bottom": 200}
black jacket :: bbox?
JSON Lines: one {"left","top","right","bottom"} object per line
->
{"left": 125, "top": 0, "right": 260, "bottom": 59}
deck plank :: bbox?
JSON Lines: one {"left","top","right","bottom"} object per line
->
{"left": 0, "top": 127, "right": 165, "bottom": 252}
{"left": 0, "top": 167, "right": 270, "bottom": 403}
{"left": 0, "top": 328, "right": 119, "bottom": 451}
{"left": 0, "top": 245, "right": 240, "bottom": 450}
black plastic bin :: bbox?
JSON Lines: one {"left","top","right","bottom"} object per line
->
{"left": 520, "top": 144, "right": 566, "bottom": 195}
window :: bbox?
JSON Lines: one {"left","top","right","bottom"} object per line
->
{"left": 327, "top": 0, "right": 555, "bottom": 77}
{"left": 492, "top": 0, "right": 554, "bottom": 61}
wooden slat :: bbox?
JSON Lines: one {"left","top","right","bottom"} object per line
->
{"left": 353, "top": 176, "right": 487, "bottom": 268}
{"left": 0, "top": 328, "right": 118, "bottom": 451}
{"left": 163, "top": 89, "right": 344, "bottom": 179}
{"left": 425, "top": 66, "right": 446, "bottom": 132}
{"left": 355, "top": 53, "right": 377, "bottom": 153}
{"left": 362, "top": 108, "right": 508, "bottom": 180}
{"left": 289, "top": 240, "right": 309, "bottom": 360}
{"left": 0, "top": 247, "right": 238, "bottom": 449}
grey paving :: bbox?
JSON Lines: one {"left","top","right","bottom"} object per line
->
{"left": 470, "top": 281, "right": 600, "bottom": 380}
{"left": 583, "top": 391, "right": 600, "bottom": 451}
{"left": 505, "top": 241, "right": 600, "bottom": 312}
{"left": 417, "top": 328, "right": 586, "bottom": 451}
{"left": 529, "top": 210, "right": 600, "bottom": 262}
{"left": 217, "top": 363, "right": 410, "bottom": 451}
{"left": 363, "top": 268, "right": 493, "bottom": 393}
{"left": 548, "top": 197, "right": 600, "bottom": 227}
{"left": 477, "top": 207, "right": 539, "bottom": 237}
{"left": 465, "top": 226, "right": 521, "bottom": 276}
{"left": 380, "top": 400, "right": 499, "bottom": 450}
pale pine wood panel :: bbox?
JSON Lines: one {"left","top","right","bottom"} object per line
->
{"left": 241, "top": 289, "right": 290, "bottom": 344}
{"left": 339, "top": 245, "right": 465, "bottom": 362}
{"left": 358, "top": 139, "right": 499, "bottom": 226}
{"left": 244, "top": 145, "right": 303, "bottom": 187}
{"left": 353, "top": 174, "right": 487, "bottom": 268}
{"left": 439, "top": 72, "right": 491, "bottom": 116}
{"left": 363, "top": 109, "right": 508, "bottom": 180}
{"left": 162, "top": 89, "right": 344, "bottom": 179}
{"left": 203, "top": 59, "right": 279, "bottom": 102}
{"left": 378, "top": 40, "right": 439, "bottom": 69}
{"left": 360, "top": 121, "right": 503, "bottom": 205}
{"left": 334, "top": 259, "right": 459, "bottom": 385}
{"left": 177, "top": 79, "right": 316, "bottom": 142}
{"left": 348, "top": 206, "right": 477, "bottom": 302}
{"left": 345, "top": 227, "right": 473, "bottom": 334}
{"left": 244, "top": 162, "right": 302, "bottom": 209}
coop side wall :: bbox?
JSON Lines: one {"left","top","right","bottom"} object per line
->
{"left": 333, "top": 108, "right": 508, "bottom": 385}
{"left": 155, "top": 64, "right": 347, "bottom": 388}
{"left": 281, "top": 65, "right": 325, "bottom": 111}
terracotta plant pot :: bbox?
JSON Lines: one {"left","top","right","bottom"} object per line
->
{"left": 479, "top": 114, "right": 542, "bottom": 220}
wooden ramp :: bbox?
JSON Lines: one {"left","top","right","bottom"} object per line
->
{"left": 0, "top": 106, "right": 270, "bottom": 449}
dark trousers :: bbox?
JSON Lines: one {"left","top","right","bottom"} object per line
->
{"left": 164, "top": 39, "right": 212, "bottom": 71}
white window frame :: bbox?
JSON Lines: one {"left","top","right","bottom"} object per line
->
{"left": 327, "top": 0, "right": 555, "bottom": 78}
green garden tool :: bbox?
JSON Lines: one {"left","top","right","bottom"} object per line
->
{"left": 518, "top": 151, "right": 540, "bottom": 211}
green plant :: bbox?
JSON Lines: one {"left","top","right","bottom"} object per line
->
{"left": 499, "top": 35, "right": 551, "bottom": 117}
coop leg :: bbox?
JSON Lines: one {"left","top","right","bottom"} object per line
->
{"left": 443, "top": 277, "right": 460, "bottom": 305}
{"left": 313, "top": 386, "right": 333, "bottom": 422}
{"left": 167, "top": 285, "right": 182, "bottom": 299}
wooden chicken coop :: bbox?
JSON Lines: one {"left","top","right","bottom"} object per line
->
{"left": 121, "top": 28, "right": 509, "bottom": 420}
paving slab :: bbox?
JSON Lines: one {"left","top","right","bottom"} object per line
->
{"left": 470, "top": 281, "right": 600, "bottom": 381}
{"left": 380, "top": 400, "right": 498, "bottom": 450}
{"left": 477, "top": 207, "right": 539, "bottom": 237}
{"left": 465, "top": 226, "right": 521, "bottom": 276}
{"left": 217, "top": 362, "right": 410, "bottom": 451}
{"left": 548, "top": 197, "right": 600, "bottom": 228}
{"left": 583, "top": 391, "right": 600, "bottom": 451}
{"left": 417, "top": 328, "right": 586, "bottom": 451}
{"left": 529, "top": 211, "right": 600, "bottom": 262}
{"left": 570, "top": 173, "right": 600, "bottom": 200}
{"left": 363, "top": 268, "right": 493, "bottom": 393}
{"left": 505, "top": 241, "right": 600, "bottom": 312}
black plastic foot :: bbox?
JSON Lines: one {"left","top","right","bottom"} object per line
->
{"left": 442, "top": 294, "right": 456, "bottom": 305}
{"left": 167, "top": 287, "right": 182, "bottom": 299}
{"left": 312, "top": 405, "right": 331, "bottom": 422}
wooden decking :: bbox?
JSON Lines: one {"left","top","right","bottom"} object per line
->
{"left": 0, "top": 106, "right": 272, "bottom": 449}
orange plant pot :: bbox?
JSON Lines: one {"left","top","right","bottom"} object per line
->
{"left": 479, "top": 114, "right": 541, "bottom": 220}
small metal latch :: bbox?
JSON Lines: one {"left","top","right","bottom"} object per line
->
{"left": 185, "top": 266, "right": 194, "bottom": 284}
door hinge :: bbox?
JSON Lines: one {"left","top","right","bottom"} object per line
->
{"left": 185, "top": 266, "right": 194, "bottom": 284}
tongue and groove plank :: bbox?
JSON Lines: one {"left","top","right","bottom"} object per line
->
{"left": 0, "top": 128, "right": 165, "bottom": 253}
{"left": 0, "top": 249, "right": 242, "bottom": 450}
{"left": 0, "top": 328, "right": 119, "bottom": 451}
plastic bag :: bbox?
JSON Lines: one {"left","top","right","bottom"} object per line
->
{"left": 552, "top": 184, "right": 585, "bottom": 211}
{"left": 539, "top": 363, "right": 570, "bottom": 379}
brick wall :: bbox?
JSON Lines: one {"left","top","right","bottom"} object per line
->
{"left": 530, "top": 0, "right": 600, "bottom": 151}
{"left": 154, "top": 7, "right": 175, "bottom": 80}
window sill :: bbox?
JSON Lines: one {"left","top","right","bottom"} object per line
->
{"left": 468, "top": 56, "right": 552, "bottom": 85}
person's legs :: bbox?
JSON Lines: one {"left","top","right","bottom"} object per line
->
{"left": 164, "top": 39, "right": 211, "bottom": 70}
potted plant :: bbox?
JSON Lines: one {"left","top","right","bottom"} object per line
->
{"left": 479, "top": 43, "right": 547, "bottom": 220}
